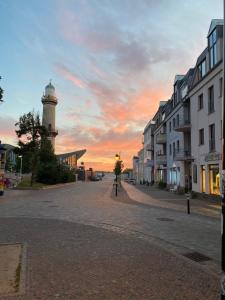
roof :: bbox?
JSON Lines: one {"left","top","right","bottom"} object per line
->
{"left": 207, "top": 19, "right": 223, "bottom": 37}
{"left": 2, "top": 144, "right": 15, "bottom": 151}
{"left": 57, "top": 149, "right": 86, "bottom": 160}
{"left": 174, "top": 75, "right": 184, "bottom": 85}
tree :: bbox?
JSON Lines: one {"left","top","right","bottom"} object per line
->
{"left": 0, "top": 76, "right": 3, "bottom": 102}
{"left": 15, "top": 111, "right": 47, "bottom": 186}
{"left": 114, "top": 160, "right": 122, "bottom": 176}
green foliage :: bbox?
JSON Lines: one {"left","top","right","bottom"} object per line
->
{"left": 15, "top": 111, "right": 47, "bottom": 185}
{"left": 0, "top": 76, "right": 3, "bottom": 102}
{"left": 36, "top": 138, "right": 75, "bottom": 185}
{"left": 158, "top": 181, "right": 167, "bottom": 189}
{"left": 114, "top": 160, "right": 122, "bottom": 176}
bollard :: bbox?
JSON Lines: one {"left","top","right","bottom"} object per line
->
{"left": 185, "top": 193, "right": 190, "bottom": 214}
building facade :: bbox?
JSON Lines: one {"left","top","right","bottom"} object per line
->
{"left": 134, "top": 19, "right": 223, "bottom": 197}
{"left": 42, "top": 82, "right": 58, "bottom": 150}
{"left": 190, "top": 20, "right": 223, "bottom": 195}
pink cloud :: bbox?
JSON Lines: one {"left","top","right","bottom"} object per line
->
{"left": 55, "top": 64, "right": 86, "bottom": 89}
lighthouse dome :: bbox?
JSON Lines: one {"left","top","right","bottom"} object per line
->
{"left": 45, "top": 81, "right": 55, "bottom": 97}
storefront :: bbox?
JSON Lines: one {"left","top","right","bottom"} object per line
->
{"left": 169, "top": 166, "right": 180, "bottom": 186}
{"left": 208, "top": 164, "right": 220, "bottom": 195}
{"left": 200, "top": 165, "right": 206, "bottom": 193}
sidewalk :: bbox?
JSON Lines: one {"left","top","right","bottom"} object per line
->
{"left": 123, "top": 182, "right": 220, "bottom": 219}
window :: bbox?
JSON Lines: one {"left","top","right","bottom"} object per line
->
{"left": 197, "top": 59, "right": 206, "bottom": 79}
{"left": 219, "top": 78, "right": 223, "bottom": 97}
{"left": 199, "top": 128, "right": 204, "bottom": 145}
{"left": 209, "top": 29, "right": 217, "bottom": 68}
{"left": 208, "top": 86, "right": 214, "bottom": 114}
{"left": 193, "top": 164, "right": 197, "bottom": 183}
{"left": 169, "top": 121, "right": 171, "bottom": 132}
{"left": 177, "top": 140, "right": 180, "bottom": 152}
{"left": 201, "top": 166, "right": 206, "bottom": 193}
{"left": 209, "top": 164, "right": 220, "bottom": 195}
{"left": 173, "top": 142, "right": 175, "bottom": 157}
{"left": 209, "top": 124, "right": 215, "bottom": 152}
{"left": 176, "top": 114, "right": 179, "bottom": 127}
{"left": 173, "top": 118, "right": 175, "bottom": 128}
{"left": 169, "top": 144, "right": 172, "bottom": 155}
{"left": 198, "top": 94, "right": 203, "bottom": 110}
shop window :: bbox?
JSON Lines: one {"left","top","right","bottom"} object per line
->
{"left": 201, "top": 165, "right": 205, "bottom": 193}
{"left": 193, "top": 164, "right": 197, "bottom": 183}
{"left": 209, "top": 164, "right": 220, "bottom": 195}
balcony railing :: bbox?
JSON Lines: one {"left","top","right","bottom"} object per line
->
{"left": 173, "top": 149, "right": 193, "bottom": 161}
{"left": 209, "top": 139, "right": 216, "bottom": 152}
{"left": 156, "top": 154, "right": 167, "bottom": 165}
{"left": 156, "top": 133, "right": 167, "bottom": 144}
{"left": 174, "top": 119, "right": 191, "bottom": 132}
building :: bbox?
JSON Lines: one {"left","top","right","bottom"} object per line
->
{"left": 135, "top": 19, "right": 223, "bottom": 197}
{"left": 190, "top": 19, "right": 223, "bottom": 196}
{"left": 41, "top": 82, "right": 86, "bottom": 169}
{"left": 42, "top": 82, "right": 58, "bottom": 150}
{"left": 2, "top": 144, "right": 17, "bottom": 171}
{"left": 57, "top": 150, "right": 86, "bottom": 169}
{"left": 153, "top": 101, "right": 168, "bottom": 183}
{"left": 143, "top": 120, "right": 155, "bottom": 183}
{"left": 132, "top": 156, "right": 139, "bottom": 182}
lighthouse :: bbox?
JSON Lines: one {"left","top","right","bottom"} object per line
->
{"left": 41, "top": 82, "right": 58, "bottom": 150}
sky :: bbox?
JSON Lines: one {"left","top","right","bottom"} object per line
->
{"left": 0, "top": 0, "right": 223, "bottom": 171}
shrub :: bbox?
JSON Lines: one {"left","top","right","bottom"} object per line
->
{"left": 158, "top": 181, "right": 167, "bottom": 189}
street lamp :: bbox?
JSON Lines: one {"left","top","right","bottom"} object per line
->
{"left": 18, "top": 155, "right": 23, "bottom": 181}
{"left": 114, "top": 153, "right": 120, "bottom": 196}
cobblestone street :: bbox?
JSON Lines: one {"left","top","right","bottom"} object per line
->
{"left": 0, "top": 175, "right": 221, "bottom": 299}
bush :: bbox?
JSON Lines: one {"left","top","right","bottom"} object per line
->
{"left": 158, "top": 181, "right": 167, "bottom": 189}
{"left": 37, "top": 162, "right": 75, "bottom": 185}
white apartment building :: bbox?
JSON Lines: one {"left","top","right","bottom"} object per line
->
{"left": 153, "top": 101, "right": 168, "bottom": 183}
{"left": 165, "top": 71, "right": 194, "bottom": 191}
{"left": 143, "top": 120, "right": 155, "bottom": 183}
{"left": 134, "top": 19, "right": 223, "bottom": 197}
{"left": 190, "top": 19, "right": 223, "bottom": 196}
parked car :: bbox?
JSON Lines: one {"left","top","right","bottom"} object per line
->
{"left": 90, "top": 175, "right": 100, "bottom": 181}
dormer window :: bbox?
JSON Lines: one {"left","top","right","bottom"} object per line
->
{"left": 209, "top": 29, "right": 217, "bottom": 68}
{"left": 197, "top": 59, "right": 206, "bottom": 80}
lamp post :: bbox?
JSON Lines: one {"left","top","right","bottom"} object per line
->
{"left": 18, "top": 155, "right": 23, "bottom": 181}
{"left": 114, "top": 154, "right": 120, "bottom": 196}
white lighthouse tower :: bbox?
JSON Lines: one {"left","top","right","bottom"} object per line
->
{"left": 41, "top": 81, "right": 58, "bottom": 150}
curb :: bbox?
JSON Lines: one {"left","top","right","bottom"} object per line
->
{"left": 13, "top": 181, "right": 77, "bottom": 191}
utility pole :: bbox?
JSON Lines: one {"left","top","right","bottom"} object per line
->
{"left": 221, "top": 2, "right": 225, "bottom": 298}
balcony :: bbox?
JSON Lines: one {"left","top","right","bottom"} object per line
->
{"left": 156, "top": 154, "right": 167, "bottom": 165}
{"left": 173, "top": 149, "right": 193, "bottom": 161}
{"left": 156, "top": 133, "right": 167, "bottom": 144}
{"left": 145, "top": 159, "right": 154, "bottom": 167}
{"left": 145, "top": 143, "right": 154, "bottom": 151}
{"left": 174, "top": 119, "right": 191, "bottom": 132}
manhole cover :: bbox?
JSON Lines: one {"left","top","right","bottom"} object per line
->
{"left": 157, "top": 217, "right": 174, "bottom": 222}
{"left": 183, "top": 251, "right": 211, "bottom": 262}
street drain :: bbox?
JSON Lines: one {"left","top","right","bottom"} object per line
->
{"left": 183, "top": 251, "right": 211, "bottom": 262}
{"left": 157, "top": 217, "right": 174, "bottom": 222}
